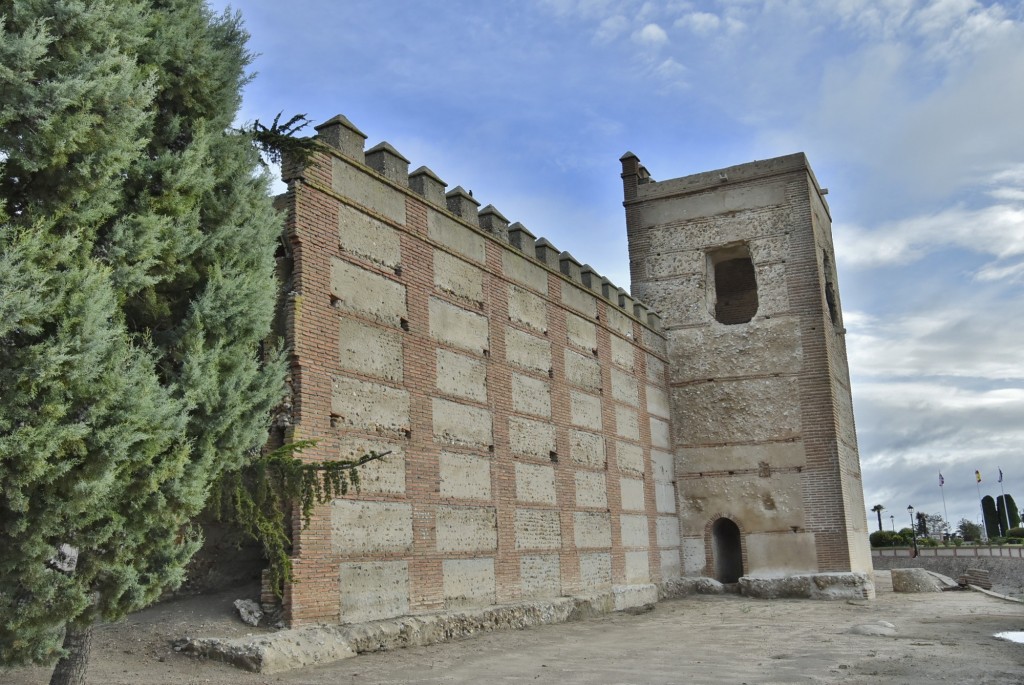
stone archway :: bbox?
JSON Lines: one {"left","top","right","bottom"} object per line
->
{"left": 711, "top": 517, "right": 744, "bottom": 583}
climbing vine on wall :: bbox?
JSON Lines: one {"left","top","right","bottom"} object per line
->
{"left": 212, "top": 441, "right": 389, "bottom": 597}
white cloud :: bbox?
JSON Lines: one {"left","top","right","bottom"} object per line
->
{"left": 633, "top": 22, "right": 669, "bottom": 46}
{"left": 847, "top": 299, "right": 1024, "bottom": 381}
{"left": 593, "top": 15, "right": 629, "bottom": 43}
{"left": 675, "top": 11, "right": 720, "bottom": 34}
{"left": 834, "top": 191, "right": 1024, "bottom": 272}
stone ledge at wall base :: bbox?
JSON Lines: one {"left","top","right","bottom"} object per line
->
{"left": 738, "top": 572, "right": 876, "bottom": 600}
{"left": 180, "top": 584, "right": 658, "bottom": 674}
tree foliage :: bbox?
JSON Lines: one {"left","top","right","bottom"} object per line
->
{"left": 0, "top": 0, "right": 284, "bottom": 670}
{"left": 982, "top": 496, "right": 1000, "bottom": 539}
{"left": 957, "top": 518, "right": 983, "bottom": 542}
{"left": 212, "top": 442, "right": 389, "bottom": 598}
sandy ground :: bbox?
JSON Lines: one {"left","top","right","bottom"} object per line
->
{"left": 5, "top": 571, "right": 1024, "bottom": 685}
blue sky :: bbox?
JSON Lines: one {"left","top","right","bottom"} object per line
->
{"left": 210, "top": 0, "right": 1024, "bottom": 534}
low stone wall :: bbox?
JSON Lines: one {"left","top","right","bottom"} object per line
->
{"left": 872, "top": 548, "right": 1024, "bottom": 591}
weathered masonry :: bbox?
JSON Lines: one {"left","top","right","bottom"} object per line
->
{"left": 278, "top": 114, "right": 872, "bottom": 627}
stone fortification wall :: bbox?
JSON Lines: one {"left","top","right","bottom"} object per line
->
{"left": 621, "top": 152, "right": 871, "bottom": 580}
{"left": 280, "top": 114, "right": 678, "bottom": 626}
{"left": 873, "top": 548, "right": 1024, "bottom": 592}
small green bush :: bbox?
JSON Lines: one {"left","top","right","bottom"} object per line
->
{"left": 870, "top": 530, "right": 904, "bottom": 547}
{"left": 1005, "top": 527, "right": 1024, "bottom": 538}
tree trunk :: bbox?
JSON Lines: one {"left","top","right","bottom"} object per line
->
{"left": 49, "top": 622, "right": 92, "bottom": 685}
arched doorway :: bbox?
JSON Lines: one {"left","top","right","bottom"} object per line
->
{"left": 711, "top": 517, "right": 744, "bottom": 583}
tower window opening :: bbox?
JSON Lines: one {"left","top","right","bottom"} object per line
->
{"left": 710, "top": 246, "right": 758, "bottom": 325}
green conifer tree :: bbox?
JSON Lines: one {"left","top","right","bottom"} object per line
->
{"left": 0, "top": 2, "right": 284, "bottom": 682}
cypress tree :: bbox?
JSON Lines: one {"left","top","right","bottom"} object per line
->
{"left": 981, "top": 495, "right": 1000, "bottom": 540}
{"left": 0, "top": 2, "right": 284, "bottom": 681}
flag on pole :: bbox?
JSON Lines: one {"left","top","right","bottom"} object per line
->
{"left": 999, "top": 468, "right": 1003, "bottom": 483}
{"left": 976, "top": 470, "right": 982, "bottom": 483}
{"left": 939, "top": 473, "right": 944, "bottom": 486}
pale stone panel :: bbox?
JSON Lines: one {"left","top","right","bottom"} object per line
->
{"left": 655, "top": 482, "right": 676, "bottom": 514}
{"left": 439, "top": 451, "right": 491, "bottom": 500}
{"left": 331, "top": 376, "right": 409, "bottom": 435}
{"left": 633, "top": 274, "right": 705, "bottom": 329}
{"left": 429, "top": 297, "right": 489, "bottom": 354}
{"left": 436, "top": 349, "right": 487, "bottom": 403}
{"left": 650, "top": 417, "right": 670, "bottom": 449}
{"left": 339, "top": 317, "right": 403, "bottom": 383}
{"left": 610, "top": 335, "right": 635, "bottom": 371}
{"left": 616, "top": 441, "right": 644, "bottom": 477}
{"left": 755, "top": 262, "right": 789, "bottom": 316}
{"left": 650, "top": 450, "right": 674, "bottom": 482}
{"left": 624, "top": 551, "right": 650, "bottom": 584}
{"left": 337, "top": 202, "right": 401, "bottom": 270}
{"left": 434, "top": 249, "right": 484, "bottom": 305}
{"left": 579, "top": 553, "right": 612, "bottom": 589}
{"left": 574, "top": 512, "right": 612, "bottom": 549}
{"left": 620, "top": 478, "right": 646, "bottom": 513}
{"left": 611, "top": 368, "right": 639, "bottom": 407}
{"left": 570, "top": 390, "right": 603, "bottom": 431}
{"left": 644, "top": 249, "right": 704, "bottom": 279}
{"left": 511, "top": 373, "right": 551, "bottom": 418}
{"left": 677, "top": 472, "right": 805, "bottom": 534}
{"left": 332, "top": 158, "right": 407, "bottom": 224}
{"left": 560, "top": 281, "right": 597, "bottom": 318}
{"left": 339, "top": 561, "right": 409, "bottom": 624}
{"left": 565, "top": 312, "right": 597, "bottom": 351}
{"left": 646, "top": 353, "right": 666, "bottom": 384}
{"left": 672, "top": 377, "right": 800, "bottom": 446}
{"left": 620, "top": 514, "right": 649, "bottom": 548}
{"left": 615, "top": 406, "right": 639, "bottom": 440}
{"left": 605, "top": 306, "right": 633, "bottom": 339}
{"left": 432, "top": 397, "right": 492, "bottom": 448}
{"left": 505, "top": 327, "right": 551, "bottom": 375}
{"left": 570, "top": 430, "right": 606, "bottom": 468}
{"left": 443, "top": 558, "right": 495, "bottom": 608}
{"left": 331, "top": 500, "right": 412, "bottom": 554}
{"left": 679, "top": 442, "right": 807, "bottom": 474}
{"left": 681, "top": 537, "right": 706, "bottom": 575}
{"left": 515, "top": 509, "right": 562, "bottom": 550}
{"left": 657, "top": 516, "right": 681, "bottom": 548}
{"left": 501, "top": 251, "right": 549, "bottom": 294}
{"left": 428, "top": 210, "right": 485, "bottom": 263}
{"left": 574, "top": 471, "right": 608, "bottom": 509}
{"left": 642, "top": 327, "right": 667, "bottom": 356}
{"left": 330, "top": 258, "right": 407, "bottom": 328}
{"left": 564, "top": 349, "right": 601, "bottom": 392}
{"left": 436, "top": 505, "right": 497, "bottom": 553}
{"left": 508, "top": 285, "right": 548, "bottom": 333}
{"left": 660, "top": 549, "right": 682, "bottom": 580}
{"left": 637, "top": 179, "right": 787, "bottom": 225}
{"left": 520, "top": 555, "right": 561, "bottom": 599}
{"left": 515, "top": 463, "right": 557, "bottom": 505}
{"left": 508, "top": 416, "right": 556, "bottom": 460}
{"left": 667, "top": 318, "right": 802, "bottom": 382}
{"left": 337, "top": 437, "right": 405, "bottom": 495}
{"left": 646, "top": 384, "right": 670, "bottom": 418}
{"left": 745, "top": 532, "right": 819, "bottom": 576}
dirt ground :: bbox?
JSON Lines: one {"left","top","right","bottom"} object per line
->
{"left": 5, "top": 571, "right": 1024, "bottom": 684}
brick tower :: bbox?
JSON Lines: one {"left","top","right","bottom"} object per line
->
{"left": 621, "top": 152, "right": 872, "bottom": 588}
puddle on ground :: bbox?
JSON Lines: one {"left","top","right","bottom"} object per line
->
{"left": 994, "top": 632, "right": 1024, "bottom": 644}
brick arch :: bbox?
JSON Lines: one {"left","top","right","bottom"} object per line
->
{"left": 702, "top": 513, "right": 749, "bottom": 581}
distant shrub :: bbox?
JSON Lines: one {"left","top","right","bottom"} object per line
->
{"left": 870, "top": 530, "right": 904, "bottom": 547}
{"left": 1005, "top": 527, "right": 1024, "bottom": 538}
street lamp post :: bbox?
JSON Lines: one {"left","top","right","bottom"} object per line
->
{"left": 908, "top": 505, "right": 919, "bottom": 558}
{"left": 890, "top": 514, "right": 895, "bottom": 532}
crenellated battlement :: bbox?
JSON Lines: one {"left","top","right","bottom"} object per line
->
{"left": 309, "top": 113, "right": 661, "bottom": 332}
